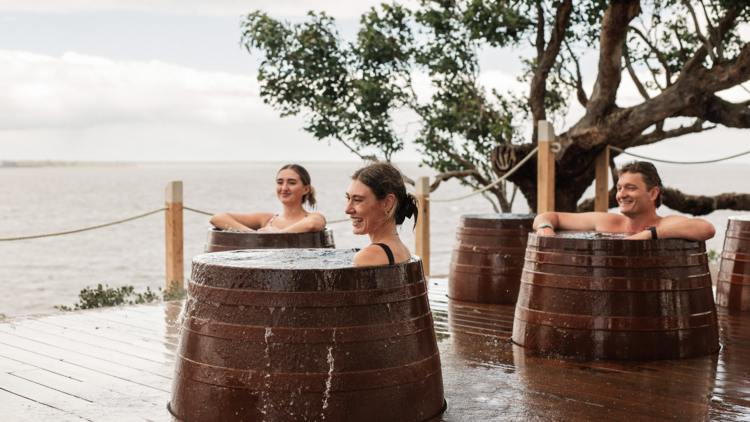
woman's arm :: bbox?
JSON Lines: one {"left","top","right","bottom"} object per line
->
{"left": 279, "top": 213, "right": 327, "bottom": 233}
{"left": 209, "top": 212, "right": 274, "bottom": 232}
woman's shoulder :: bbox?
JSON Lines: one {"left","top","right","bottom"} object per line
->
{"left": 353, "top": 244, "right": 392, "bottom": 266}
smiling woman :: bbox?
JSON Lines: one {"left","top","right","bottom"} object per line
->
{"left": 345, "top": 162, "right": 419, "bottom": 266}
{"left": 209, "top": 164, "right": 326, "bottom": 233}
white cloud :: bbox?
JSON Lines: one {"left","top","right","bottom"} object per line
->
{"left": 0, "top": 0, "right": 384, "bottom": 18}
{"left": 0, "top": 49, "right": 266, "bottom": 130}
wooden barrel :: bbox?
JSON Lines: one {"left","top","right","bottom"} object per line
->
{"left": 448, "top": 214, "right": 535, "bottom": 304}
{"left": 204, "top": 227, "right": 335, "bottom": 253}
{"left": 512, "top": 233, "right": 720, "bottom": 360}
{"left": 716, "top": 216, "right": 750, "bottom": 310}
{"left": 168, "top": 249, "right": 446, "bottom": 422}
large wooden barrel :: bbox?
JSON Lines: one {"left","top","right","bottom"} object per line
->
{"left": 168, "top": 249, "right": 446, "bottom": 422}
{"left": 716, "top": 216, "right": 750, "bottom": 310}
{"left": 204, "top": 227, "right": 335, "bottom": 253}
{"left": 512, "top": 233, "right": 720, "bottom": 360}
{"left": 448, "top": 214, "right": 535, "bottom": 304}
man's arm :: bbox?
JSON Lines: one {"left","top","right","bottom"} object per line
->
{"left": 533, "top": 212, "right": 615, "bottom": 236}
{"left": 626, "top": 216, "right": 716, "bottom": 241}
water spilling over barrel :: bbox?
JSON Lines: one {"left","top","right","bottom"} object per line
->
{"left": 204, "top": 227, "right": 335, "bottom": 253}
{"left": 168, "top": 249, "right": 446, "bottom": 422}
{"left": 448, "top": 214, "right": 535, "bottom": 304}
{"left": 512, "top": 233, "right": 720, "bottom": 360}
{"left": 716, "top": 216, "right": 750, "bottom": 310}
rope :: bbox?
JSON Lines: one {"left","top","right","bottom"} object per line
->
{"left": 609, "top": 145, "right": 750, "bottom": 164}
{"left": 183, "top": 206, "right": 213, "bottom": 216}
{"left": 428, "top": 147, "right": 539, "bottom": 203}
{"left": 0, "top": 207, "right": 168, "bottom": 242}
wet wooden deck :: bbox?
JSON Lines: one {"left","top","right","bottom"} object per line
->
{"left": 1, "top": 278, "right": 749, "bottom": 421}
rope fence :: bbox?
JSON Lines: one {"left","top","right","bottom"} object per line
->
{"left": 428, "top": 146, "right": 541, "bottom": 203}
{"left": 0, "top": 207, "right": 168, "bottom": 242}
{"left": 609, "top": 145, "right": 750, "bottom": 164}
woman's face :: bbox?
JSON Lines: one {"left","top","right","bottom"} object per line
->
{"left": 276, "top": 169, "right": 310, "bottom": 207}
{"left": 344, "top": 180, "right": 393, "bottom": 235}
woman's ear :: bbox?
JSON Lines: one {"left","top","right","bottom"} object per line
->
{"left": 383, "top": 194, "right": 396, "bottom": 212}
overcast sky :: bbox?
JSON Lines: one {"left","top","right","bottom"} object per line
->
{"left": 1, "top": 0, "right": 748, "bottom": 163}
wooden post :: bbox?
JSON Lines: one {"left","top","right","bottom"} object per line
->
{"left": 595, "top": 147, "right": 611, "bottom": 212}
{"left": 415, "top": 177, "right": 430, "bottom": 276}
{"left": 165, "top": 181, "right": 184, "bottom": 290}
{"left": 537, "top": 120, "right": 555, "bottom": 213}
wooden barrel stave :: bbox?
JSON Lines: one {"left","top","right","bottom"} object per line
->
{"left": 512, "top": 233, "right": 720, "bottom": 360}
{"left": 204, "top": 228, "right": 335, "bottom": 253}
{"left": 448, "top": 214, "right": 535, "bottom": 304}
{"left": 169, "top": 249, "right": 445, "bottom": 422}
{"left": 716, "top": 217, "right": 750, "bottom": 310}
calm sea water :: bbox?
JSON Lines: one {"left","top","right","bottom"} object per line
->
{"left": 1, "top": 162, "right": 747, "bottom": 316}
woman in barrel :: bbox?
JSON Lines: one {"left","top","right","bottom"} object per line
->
{"left": 345, "top": 162, "right": 419, "bottom": 266}
{"left": 210, "top": 164, "right": 326, "bottom": 233}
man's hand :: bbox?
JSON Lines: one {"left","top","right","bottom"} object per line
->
{"left": 624, "top": 230, "right": 652, "bottom": 240}
{"left": 536, "top": 227, "right": 555, "bottom": 236}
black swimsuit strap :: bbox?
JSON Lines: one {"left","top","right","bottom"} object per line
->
{"left": 371, "top": 243, "right": 395, "bottom": 265}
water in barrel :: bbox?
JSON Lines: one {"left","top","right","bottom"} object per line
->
{"left": 448, "top": 214, "right": 535, "bottom": 304}
{"left": 204, "top": 228, "right": 335, "bottom": 253}
{"left": 512, "top": 232, "right": 720, "bottom": 360}
{"left": 716, "top": 216, "right": 750, "bottom": 310}
{"left": 168, "top": 249, "right": 446, "bottom": 422}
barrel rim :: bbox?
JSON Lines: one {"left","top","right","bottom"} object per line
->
{"left": 207, "top": 227, "right": 335, "bottom": 236}
{"left": 527, "top": 232, "right": 703, "bottom": 250}
{"left": 459, "top": 213, "right": 536, "bottom": 220}
{"left": 192, "top": 248, "right": 421, "bottom": 271}
{"left": 728, "top": 215, "right": 750, "bottom": 222}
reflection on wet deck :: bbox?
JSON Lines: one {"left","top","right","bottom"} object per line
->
{"left": 1, "top": 277, "right": 749, "bottom": 421}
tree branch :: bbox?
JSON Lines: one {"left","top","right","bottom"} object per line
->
{"left": 682, "top": 0, "right": 717, "bottom": 62}
{"left": 681, "top": 7, "right": 739, "bottom": 75}
{"left": 565, "top": 39, "right": 588, "bottom": 106}
{"left": 430, "top": 169, "right": 480, "bottom": 192}
{"left": 529, "top": 0, "right": 573, "bottom": 136}
{"left": 629, "top": 118, "right": 715, "bottom": 148}
{"left": 625, "top": 51, "right": 650, "bottom": 100}
{"left": 582, "top": 0, "right": 641, "bottom": 122}
{"left": 628, "top": 25, "right": 672, "bottom": 86}
{"left": 680, "top": 94, "right": 750, "bottom": 128}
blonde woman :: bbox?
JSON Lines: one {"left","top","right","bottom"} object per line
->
{"left": 210, "top": 164, "right": 326, "bottom": 233}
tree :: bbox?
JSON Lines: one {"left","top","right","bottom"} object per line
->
{"left": 242, "top": 0, "right": 750, "bottom": 214}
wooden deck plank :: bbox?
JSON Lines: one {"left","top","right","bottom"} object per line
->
{"left": 0, "top": 388, "right": 87, "bottom": 422}
{"left": 47, "top": 312, "right": 180, "bottom": 346}
{"left": 0, "top": 371, "right": 148, "bottom": 422}
{"left": 33, "top": 316, "right": 177, "bottom": 355}
{"left": 0, "top": 342, "right": 170, "bottom": 403}
{"left": 10, "top": 368, "right": 165, "bottom": 420}
{"left": 13, "top": 319, "right": 175, "bottom": 362}
{"left": 0, "top": 323, "right": 173, "bottom": 378}
{"left": 0, "top": 332, "right": 171, "bottom": 391}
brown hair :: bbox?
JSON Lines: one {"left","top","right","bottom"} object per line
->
{"left": 618, "top": 161, "right": 663, "bottom": 207}
{"left": 278, "top": 164, "right": 317, "bottom": 209}
{"left": 351, "top": 162, "right": 419, "bottom": 230}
